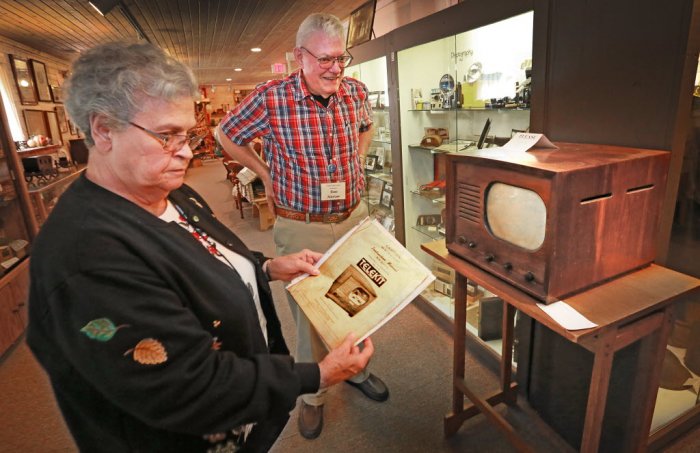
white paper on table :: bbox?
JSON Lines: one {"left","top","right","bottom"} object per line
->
{"left": 501, "top": 133, "right": 558, "bottom": 153}
{"left": 536, "top": 301, "right": 598, "bottom": 331}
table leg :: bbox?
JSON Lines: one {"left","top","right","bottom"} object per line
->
{"left": 501, "top": 302, "right": 517, "bottom": 405}
{"left": 624, "top": 307, "right": 674, "bottom": 452}
{"left": 580, "top": 328, "right": 616, "bottom": 453}
{"left": 445, "top": 273, "right": 468, "bottom": 436}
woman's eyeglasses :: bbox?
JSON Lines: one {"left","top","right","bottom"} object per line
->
{"left": 129, "top": 121, "right": 205, "bottom": 152}
{"left": 300, "top": 47, "right": 353, "bottom": 69}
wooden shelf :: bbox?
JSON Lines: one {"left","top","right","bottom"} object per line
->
{"left": 17, "top": 144, "right": 62, "bottom": 158}
{"left": 27, "top": 168, "right": 84, "bottom": 194}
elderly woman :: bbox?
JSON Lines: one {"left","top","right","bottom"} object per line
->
{"left": 26, "top": 42, "right": 373, "bottom": 453}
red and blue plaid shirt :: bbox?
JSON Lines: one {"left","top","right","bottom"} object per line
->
{"left": 219, "top": 70, "right": 373, "bottom": 214}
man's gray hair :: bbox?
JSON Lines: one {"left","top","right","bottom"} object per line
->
{"left": 64, "top": 41, "right": 199, "bottom": 146}
{"left": 296, "top": 13, "right": 345, "bottom": 48}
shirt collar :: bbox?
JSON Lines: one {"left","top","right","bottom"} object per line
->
{"left": 292, "top": 69, "right": 349, "bottom": 103}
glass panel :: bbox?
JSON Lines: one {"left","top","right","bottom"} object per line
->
{"left": 346, "top": 56, "right": 395, "bottom": 235}
{"left": 397, "top": 11, "right": 533, "bottom": 351}
{"left": 652, "top": 79, "right": 700, "bottom": 432}
{"left": 0, "top": 131, "right": 31, "bottom": 277}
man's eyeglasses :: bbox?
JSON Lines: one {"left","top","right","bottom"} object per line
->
{"left": 300, "top": 47, "right": 353, "bottom": 69}
{"left": 129, "top": 121, "right": 205, "bottom": 152}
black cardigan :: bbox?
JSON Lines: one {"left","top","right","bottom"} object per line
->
{"left": 27, "top": 175, "right": 319, "bottom": 452}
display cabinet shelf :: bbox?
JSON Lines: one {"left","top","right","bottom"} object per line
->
{"left": 366, "top": 171, "right": 392, "bottom": 183}
{"left": 411, "top": 224, "right": 444, "bottom": 241}
{"left": 16, "top": 144, "right": 62, "bottom": 157}
{"left": 409, "top": 190, "right": 446, "bottom": 205}
{"left": 408, "top": 107, "right": 530, "bottom": 112}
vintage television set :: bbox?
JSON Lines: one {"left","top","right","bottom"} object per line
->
{"left": 445, "top": 142, "right": 670, "bottom": 303}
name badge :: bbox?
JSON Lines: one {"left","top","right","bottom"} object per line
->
{"left": 321, "top": 182, "right": 345, "bottom": 200}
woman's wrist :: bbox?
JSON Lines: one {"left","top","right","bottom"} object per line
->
{"left": 262, "top": 259, "right": 273, "bottom": 281}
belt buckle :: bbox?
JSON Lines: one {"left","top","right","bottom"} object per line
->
{"left": 322, "top": 212, "right": 343, "bottom": 223}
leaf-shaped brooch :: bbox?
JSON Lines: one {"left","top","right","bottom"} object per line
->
{"left": 80, "top": 318, "right": 129, "bottom": 342}
{"left": 124, "top": 338, "right": 168, "bottom": 365}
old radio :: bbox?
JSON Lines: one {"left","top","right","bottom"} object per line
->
{"left": 445, "top": 142, "right": 670, "bottom": 303}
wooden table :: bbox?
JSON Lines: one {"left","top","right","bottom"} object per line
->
{"left": 421, "top": 240, "right": 700, "bottom": 452}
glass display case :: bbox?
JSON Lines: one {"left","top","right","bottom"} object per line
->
{"left": 396, "top": 12, "right": 533, "bottom": 348}
{"left": 0, "top": 130, "right": 30, "bottom": 280}
{"left": 0, "top": 100, "right": 32, "bottom": 356}
{"left": 346, "top": 56, "right": 395, "bottom": 235}
{"left": 16, "top": 143, "right": 84, "bottom": 231}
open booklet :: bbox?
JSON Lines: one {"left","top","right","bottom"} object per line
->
{"left": 287, "top": 217, "right": 435, "bottom": 348}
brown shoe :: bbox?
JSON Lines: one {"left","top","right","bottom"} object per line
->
{"left": 297, "top": 401, "right": 323, "bottom": 439}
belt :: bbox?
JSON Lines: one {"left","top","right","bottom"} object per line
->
{"left": 275, "top": 203, "right": 358, "bottom": 223}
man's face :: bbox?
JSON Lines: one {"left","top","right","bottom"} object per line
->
{"left": 296, "top": 31, "right": 346, "bottom": 98}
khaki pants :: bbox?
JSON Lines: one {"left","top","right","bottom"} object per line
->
{"left": 273, "top": 203, "right": 370, "bottom": 406}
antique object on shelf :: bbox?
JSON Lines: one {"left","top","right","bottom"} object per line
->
{"left": 445, "top": 142, "right": 670, "bottom": 303}
{"left": 22, "top": 155, "right": 57, "bottom": 185}
{"left": 439, "top": 73, "right": 456, "bottom": 109}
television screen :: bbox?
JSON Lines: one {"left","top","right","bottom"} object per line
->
{"left": 485, "top": 182, "right": 546, "bottom": 250}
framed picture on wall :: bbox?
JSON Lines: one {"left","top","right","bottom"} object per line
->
{"left": 9, "top": 55, "right": 38, "bottom": 105}
{"left": 23, "top": 109, "right": 49, "bottom": 140}
{"left": 55, "top": 106, "right": 68, "bottom": 133}
{"left": 30, "top": 59, "right": 52, "bottom": 102}
{"left": 380, "top": 182, "right": 393, "bottom": 208}
{"left": 364, "top": 154, "right": 377, "bottom": 171}
{"left": 346, "top": 0, "right": 376, "bottom": 49}
{"left": 50, "top": 85, "right": 63, "bottom": 103}
{"left": 46, "top": 111, "right": 63, "bottom": 146}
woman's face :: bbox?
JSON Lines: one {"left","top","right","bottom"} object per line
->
{"left": 108, "top": 96, "right": 196, "bottom": 203}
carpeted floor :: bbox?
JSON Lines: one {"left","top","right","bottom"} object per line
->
{"left": 1, "top": 159, "right": 698, "bottom": 452}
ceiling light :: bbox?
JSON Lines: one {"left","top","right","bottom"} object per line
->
{"left": 226, "top": 78, "right": 232, "bottom": 82}
{"left": 250, "top": 48, "right": 262, "bottom": 52}
{"left": 89, "top": 0, "right": 120, "bottom": 16}
{"left": 234, "top": 68, "right": 242, "bottom": 72}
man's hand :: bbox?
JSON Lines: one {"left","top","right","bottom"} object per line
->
{"left": 266, "top": 249, "right": 322, "bottom": 281}
{"left": 263, "top": 177, "right": 276, "bottom": 216}
{"left": 318, "top": 334, "right": 374, "bottom": 388}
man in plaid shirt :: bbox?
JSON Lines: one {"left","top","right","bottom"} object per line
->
{"left": 217, "top": 12, "right": 389, "bottom": 440}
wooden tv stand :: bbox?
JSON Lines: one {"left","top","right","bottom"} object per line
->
{"left": 421, "top": 240, "right": 700, "bottom": 452}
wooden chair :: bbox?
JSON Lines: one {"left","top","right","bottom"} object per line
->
{"left": 220, "top": 150, "right": 246, "bottom": 218}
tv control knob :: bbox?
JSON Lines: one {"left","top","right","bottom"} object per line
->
{"left": 524, "top": 272, "right": 535, "bottom": 282}
{"left": 468, "top": 241, "right": 477, "bottom": 248}
{"left": 485, "top": 254, "right": 495, "bottom": 263}
{"left": 503, "top": 262, "right": 513, "bottom": 271}
{"left": 457, "top": 236, "right": 467, "bottom": 244}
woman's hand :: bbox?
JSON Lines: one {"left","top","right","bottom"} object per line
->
{"left": 318, "top": 334, "right": 374, "bottom": 388}
{"left": 265, "top": 249, "right": 322, "bottom": 281}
